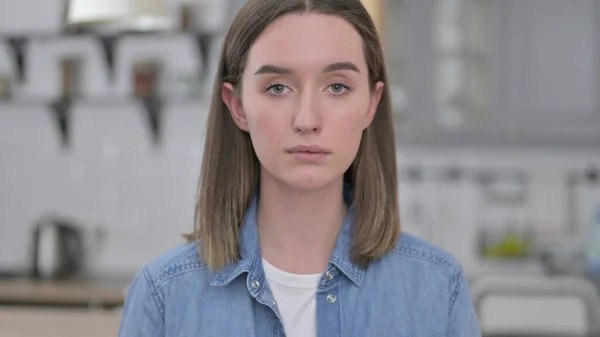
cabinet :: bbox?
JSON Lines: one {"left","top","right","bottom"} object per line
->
{"left": 499, "top": 0, "right": 598, "bottom": 129}
{"left": 380, "top": 0, "right": 600, "bottom": 148}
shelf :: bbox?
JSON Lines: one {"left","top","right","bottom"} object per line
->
{"left": 0, "top": 30, "right": 220, "bottom": 84}
{"left": 395, "top": 121, "right": 600, "bottom": 150}
{"left": 0, "top": 29, "right": 220, "bottom": 151}
{"left": 0, "top": 277, "right": 128, "bottom": 309}
{"left": 0, "top": 96, "right": 208, "bottom": 106}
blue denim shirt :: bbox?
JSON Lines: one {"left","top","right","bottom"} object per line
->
{"left": 119, "top": 190, "right": 481, "bottom": 336}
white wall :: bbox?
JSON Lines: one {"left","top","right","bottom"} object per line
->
{"left": 0, "top": 98, "right": 210, "bottom": 276}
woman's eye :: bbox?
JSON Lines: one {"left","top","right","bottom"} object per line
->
{"left": 268, "top": 84, "right": 288, "bottom": 95}
{"left": 329, "top": 83, "right": 349, "bottom": 94}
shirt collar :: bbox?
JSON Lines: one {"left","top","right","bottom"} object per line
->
{"left": 211, "top": 184, "right": 365, "bottom": 287}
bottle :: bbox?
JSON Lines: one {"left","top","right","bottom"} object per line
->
{"left": 586, "top": 207, "right": 600, "bottom": 279}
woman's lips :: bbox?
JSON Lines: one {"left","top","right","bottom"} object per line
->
{"left": 287, "top": 145, "right": 330, "bottom": 163}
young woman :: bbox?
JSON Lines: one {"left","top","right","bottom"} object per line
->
{"left": 119, "top": 0, "right": 481, "bottom": 336}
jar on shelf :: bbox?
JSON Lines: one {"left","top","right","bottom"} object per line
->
{"left": 179, "top": 3, "right": 197, "bottom": 31}
{"left": 0, "top": 75, "right": 10, "bottom": 100}
{"left": 59, "top": 57, "right": 82, "bottom": 100}
{"left": 132, "top": 60, "right": 162, "bottom": 99}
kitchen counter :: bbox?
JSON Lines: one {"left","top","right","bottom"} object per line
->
{"left": 0, "top": 277, "right": 130, "bottom": 308}
{"left": 0, "top": 307, "right": 122, "bottom": 337}
{"left": 0, "top": 277, "right": 129, "bottom": 337}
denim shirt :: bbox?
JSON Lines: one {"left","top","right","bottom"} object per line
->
{"left": 119, "top": 190, "right": 481, "bottom": 336}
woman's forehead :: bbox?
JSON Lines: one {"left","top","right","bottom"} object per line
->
{"left": 245, "top": 13, "right": 367, "bottom": 74}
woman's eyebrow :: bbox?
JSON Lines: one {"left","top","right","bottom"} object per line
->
{"left": 254, "top": 65, "right": 292, "bottom": 75}
{"left": 253, "top": 61, "right": 360, "bottom": 76}
{"left": 322, "top": 61, "right": 360, "bottom": 73}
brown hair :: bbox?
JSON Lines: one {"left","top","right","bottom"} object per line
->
{"left": 189, "top": 0, "right": 400, "bottom": 270}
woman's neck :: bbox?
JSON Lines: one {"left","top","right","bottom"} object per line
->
{"left": 257, "top": 172, "right": 347, "bottom": 274}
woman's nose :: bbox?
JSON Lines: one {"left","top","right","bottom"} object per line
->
{"left": 292, "top": 92, "right": 322, "bottom": 134}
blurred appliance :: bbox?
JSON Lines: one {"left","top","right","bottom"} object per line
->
{"left": 399, "top": 166, "right": 437, "bottom": 237}
{"left": 538, "top": 234, "right": 588, "bottom": 276}
{"left": 471, "top": 273, "right": 600, "bottom": 336}
{"left": 31, "top": 215, "right": 86, "bottom": 280}
{"left": 579, "top": 169, "right": 600, "bottom": 248}
{"left": 475, "top": 169, "right": 533, "bottom": 261}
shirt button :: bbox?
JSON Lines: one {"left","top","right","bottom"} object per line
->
{"left": 251, "top": 280, "right": 260, "bottom": 289}
{"left": 326, "top": 294, "right": 337, "bottom": 304}
{"left": 324, "top": 271, "right": 334, "bottom": 281}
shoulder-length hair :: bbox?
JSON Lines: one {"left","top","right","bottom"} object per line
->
{"left": 189, "top": 0, "right": 400, "bottom": 270}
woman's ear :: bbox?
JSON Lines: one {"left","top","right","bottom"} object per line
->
{"left": 363, "top": 81, "right": 384, "bottom": 129}
{"left": 222, "top": 82, "right": 249, "bottom": 132}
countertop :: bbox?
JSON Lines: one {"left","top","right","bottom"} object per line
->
{"left": 0, "top": 277, "right": 129, "bottom": 337}
{"left": 0, "top": 276, "right": 131, "bottom": 308}
{"left": 0, "top": 307, "right": 122, "bottom": 337}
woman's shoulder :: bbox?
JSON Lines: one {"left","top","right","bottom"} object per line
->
{"left": 372, "top": 231, "right": 467, "bottom": 290}
{"left": 140, "top": 241, "right": 208, "bottom": 287}
{"left": 391, "top": 231, "right": 463, "bottom": 273}
{"left": 120, "top": 242, "right": 217, "bottom": 335}
{"left": 372, "top": 232, "right": 470, "bottom": 310}
{"left": 374, "top": 233, "right": 480, "bottom": 334}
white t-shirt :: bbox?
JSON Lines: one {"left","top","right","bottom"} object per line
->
{"left": 262, "top": 259, "right": 321, "bottom": 337}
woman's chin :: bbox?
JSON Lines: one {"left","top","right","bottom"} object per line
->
{"left": 261, "top": 165, "right": 345, "bottom": 192}
{"left": 279, "top": 172, "right": 342, "bottom": 192}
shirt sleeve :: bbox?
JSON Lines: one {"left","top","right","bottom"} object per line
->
{"left": 447, "top": 267, "right": 482, "bottom": 337}
{"left": 118, "top": 268, "right": 165, "bottom": 337}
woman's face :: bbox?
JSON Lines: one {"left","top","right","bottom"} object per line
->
{"left": 223, "top": 13, "right": 383, "bottom": 191}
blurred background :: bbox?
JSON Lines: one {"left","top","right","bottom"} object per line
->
{"left": 0, "top": 0, "right": 599, "bottom": 336}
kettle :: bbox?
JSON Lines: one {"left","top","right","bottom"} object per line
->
{"left": 31, "top": 215, "right": 86, "bottom": 280}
